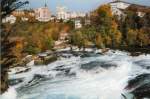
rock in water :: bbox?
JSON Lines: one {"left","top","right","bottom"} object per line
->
{"left": 126, "top": 73, "right": 150, "bottom": 98}
{"left": 81, "top": 61, "right": 117, "bottom": 70}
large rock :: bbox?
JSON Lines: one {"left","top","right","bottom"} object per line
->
{"left": 125, "top": 73, "right": 150, "bottom": 98}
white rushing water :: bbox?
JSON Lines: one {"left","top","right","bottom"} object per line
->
{"left": 1, "top": 50, "right": 150, "bottom": 99}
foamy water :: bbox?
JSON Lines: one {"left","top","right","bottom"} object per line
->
{"left": 1, "top": 50, "right": 150, "bottom": 99}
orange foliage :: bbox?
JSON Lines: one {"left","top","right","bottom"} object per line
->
{"left": 12, "top": 38, "right": 24, "bottom": 60}
{"left": 96, "top": 4, "right": 113, "bottom": 18}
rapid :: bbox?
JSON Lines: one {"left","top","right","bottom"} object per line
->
{"left": 1, "top": 49, "right": 150, "bottom": 99}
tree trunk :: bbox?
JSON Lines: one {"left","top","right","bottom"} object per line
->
{"left": 1, "top": 67, "right": 9, "bottom": 94}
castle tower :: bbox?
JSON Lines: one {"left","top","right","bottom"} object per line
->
{"left": 44, "top": 0, "right": 47, "bottom": 7}
{"left": 34, "top": 0, "right": 51, "bottom": 22}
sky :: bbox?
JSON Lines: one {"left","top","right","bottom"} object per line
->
{"left": 24, "top": 0, "right": 150, "bottom": 14}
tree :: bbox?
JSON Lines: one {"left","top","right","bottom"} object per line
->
{"left": 95, "top": 34, "right": 104, "bottom": 48}
{"left": 119, "top": 15, "right": 129, "bottom": 43}
{"left": 143, "top": 12, "right": 150, "bottom": 27}
{"left": 91, "top": 4, "right": 122, "bottom": 48}
{"left": 91, "top": 4, "right": 112, "bottom": 26}
{"left": 136, "top": 28, "right": 150, "bottom": 47}
{"left": 126, "top": 29, "right": 138, "bottom": 46}
{"left": 1, "top": 0, "right": 29, "bottom": 19}
{"left": 118, "top": 9, "right": 150, "bottom": 47}
{"left": 65, "top": 20, "right": 74, "bottom": 30}
{"left": 12, "top": 38, "right": 24, "bottom": 61}
{"left": 111, "top": 20, "right": 122, "bottom": 47}
{"left": 70, "top": 31, "right": 84, "bottom": 49}
{"left": 1, "top": 0, "right": 28, "bottom": 94}
{"left": 42, "top": 36, "right": 54, "bottom": 50}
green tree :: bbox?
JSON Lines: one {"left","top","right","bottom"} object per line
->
{"left": 95, "top": 34, "right": 104, "bottom": 48}
{"left": 65, "top": 20, "right": 74, "bottom": 30}
{"left": 126, "top": 29, "right": 138, "bottom": 46}
{"left": 43, "top": 36, "right": 54, "bottom": 50}
{"left": 70, "top": 31, "right": 84, "bottom": 49}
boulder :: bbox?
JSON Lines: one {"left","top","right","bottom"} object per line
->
{"left": 125, "top": 73, "right": 150, "bottom": 98}
{"left": 130, "top": 52, "right": 142, "bottom": 56}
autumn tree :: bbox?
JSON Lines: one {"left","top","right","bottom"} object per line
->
{"left": 136, "top": 28, "right": 150, "bottom": 47}
{"left": 91, "top": 4, "right": 122, "bottom": 48}
{"left": 91, "top": 4, "right": 112, "bottom": 32}
{"left": 12, "top": 38, "right": 24, "bottom": 61}
{"left": 111, "top": 20, "right": 122, "bottom": 47}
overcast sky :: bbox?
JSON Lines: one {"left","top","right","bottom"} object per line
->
{"left": 24, "top": 0, "right": 150, "bottom": 14}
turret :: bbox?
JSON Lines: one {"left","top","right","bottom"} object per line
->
{"left": 44, "top": 0, "right": 47, "bottom": 7}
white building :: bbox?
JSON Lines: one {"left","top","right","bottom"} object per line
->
{"left": 56, "top": 6, "right": 86, "bottom": 20}
{"left": 75, "top": 19, "right": 82, "bottom": 29}
{"left": 56, "top": 6, "right": 68, "bottom": 20}
{"left": 109, "top": 0, "right": 130, "bottom": 16}
{"left": 77, "top": 12, "right": 86, "bottom": 18}
{"left": 2, "top": 15, "right": 16, "bottom": 24}
{"left": 137, "top": 12, "right": 145, "bottom": 17}
{"left": 109, "top": 0, "right": 149, "bottom": 18}
{"left": 34, "top": 5, "right": 51, "bottom": 22}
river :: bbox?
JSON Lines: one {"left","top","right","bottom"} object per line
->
{"left": 1, "top": 49, "right": 150, "bottom": 99}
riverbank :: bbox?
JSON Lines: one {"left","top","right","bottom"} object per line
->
{"left": 10, "top": 45, "right": 150, "bottom": 69}
{"left": 112, "top": 46, "right": 150, "bottom": 54}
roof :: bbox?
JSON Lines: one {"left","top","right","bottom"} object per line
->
{"left": 126, "top": 4, "right": 150, "bottom": 13}
{"left": 109, "top": 0, "right": 150, "bottom": 8}
{"left": 109, "top": 0, "right": 150, "bottom": 13}
{"left": 109, "top": 0, "right": 131, "bottom": 4}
